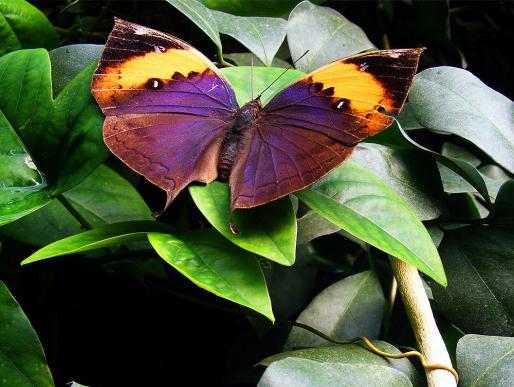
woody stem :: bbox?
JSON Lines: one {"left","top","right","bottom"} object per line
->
{"left": 389, "top": 257, "right": 456, "bottom": 387}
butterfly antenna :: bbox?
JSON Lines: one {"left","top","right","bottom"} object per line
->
{"left": 250, "top": 55, "right": 254, "bottom": 100}
{"left": 255, "top": 50, "right": 309, "bottom": 100}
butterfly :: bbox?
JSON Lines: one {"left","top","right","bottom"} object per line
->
{"left": 92, "top": 18, "right": 423, "bottom": 214}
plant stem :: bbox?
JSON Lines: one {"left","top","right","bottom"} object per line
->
{"left": 56, "top": 194, "right": 93, "bottom": 230}
{"left": 389, "top": 257, "right": 457, "bottom": 387}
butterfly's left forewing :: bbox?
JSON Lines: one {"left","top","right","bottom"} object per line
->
{"left": 229, "top": 49, "right": 424, "bottom": 209}
{"left": 92, "top": 18, "right": 238, "bottom": 210}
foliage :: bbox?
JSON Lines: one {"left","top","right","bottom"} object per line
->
{"left": 0, "top": 0, "right": 512, "bottom": 385}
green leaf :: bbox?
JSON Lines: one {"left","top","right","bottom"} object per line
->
{"left": 297, "top": 210, "right": 340, "bottom": 245}
{"left": 258, "top": 358, "right": 412, "bottom": 387}
{"left": 224, "top": 53, "right": 290, "bottom": 68}
{"left": 21, "top": 221, "right": 172, "bottom": 265}
{"left": 221, "top": 66, "right": 305, "bottom": 106}
{"left": 211, "top": 11, "right": 287, "bottom": 66}
{"left": 148, "top": 229, "right": 274, "bottom": 321}
{"left": 457, "top": 334, "right": 514, "bottom": 387}
{"left": 409, "top": 67, "right": 514, "bottom": 174}
{"left": 260, "top": 342, "right": 422, "bottom": 386}
{"left": 2, "top": 164, "right": 153, "bottom": 246}
{"left": 0, "top": 0, "right": 58, "bottom": 55}
{"left": 371, "top": 120, "right": 493, "bottom": 210}
{"left": 286, "top": 271, "right": 385, "bottom": 349}
{"left": 0, "top": 49, "right": 107, "bottom": 225}
{"left": 430, "top": 226, "right": 514, "bottom": 336}
{"left": 0, "top": 281, "right": 54, "bottom": 385}
{"left": 352, "top": 143, "right": 445, "bottom": 221}
{"left": 189, "top": 181, "right": 296, "bottom": 265}
{"left": 296, "top": 160, "right": 446, "bottom": 285}
{"left": 49, "top": 43, "right": 103, "bottom": 96}
{"left": 493, "top": 180, "right": 514, "bottom": 225}
{"left": 287, "top": 0, "right": 374, "bottom": 72}
{"left": 165, "top": 0, "right": 222, "bottom": 49}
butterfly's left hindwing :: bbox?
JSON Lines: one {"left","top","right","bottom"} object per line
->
{"left": 229, "top": 49, "right": 424, "bottom": 209}
{"left": 92, "top": 18, "right": 238, "bottom": 210}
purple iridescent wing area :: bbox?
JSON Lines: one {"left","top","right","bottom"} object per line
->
{"left": 229, "top": 49, "right": 424, "bottom": 209}
{"left": 92, "top": 18, "right": 238, "bottom": 209}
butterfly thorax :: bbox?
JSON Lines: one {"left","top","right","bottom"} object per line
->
{"left": 217, "top": 99, "right": 263, "bottom": 181}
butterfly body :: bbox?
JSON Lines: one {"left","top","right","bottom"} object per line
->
{"left": 92, "top": 18, "right": 423, "bottom": 213}
{"left": 218, "top": 98, "right": 262, "bottom": 181}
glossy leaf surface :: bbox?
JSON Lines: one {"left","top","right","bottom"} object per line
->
{"left": 149, "top": 229, "right": 274, "bottom": 321}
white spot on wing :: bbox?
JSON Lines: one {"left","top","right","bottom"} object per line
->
{"left": 389, "top": 52, "right": 401, "bottom": 58}
{"left": 134, "top": 26, "right": 147, "bottom": 35}
{"left": 337, "top": 100, "right": 345, "bottom": 109}
{"left": 359, "top": 63, "right": 369, "bottom": 72}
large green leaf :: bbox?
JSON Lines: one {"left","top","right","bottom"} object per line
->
{"left": 224, "top": 53, "right": 290, "bottom": 68}
{"left": 221, "top": 66, "right": 305, "bottom": 106}
{"left": 456, "top": 334, "right": 514, "bottom": 387}
{"left": 0, "top": 281, "right": 53, "bottom": 385}
{"left": 189, "top": 181, "right": 296, "bottom": 265}
{"left": 287, "top": 0, "right": 374, "bottom": 72}
{"left": 212, "top": 11, "right": 287, "bottom": 66}
{"left": 493, "top": 180, "right": 514, "bottom": 225}
{"left": 49, "top": 44, "right": 103, "bottom": 95}
{"left": 148, "top": 230, "right": 274, "bottom": 321}
{"left": 296, "top": 160, "right": 446, "bottom": 285}
{"left": 258, "top": 358, "right": 412, "bottom": 387}
{"left": 286, "top": 271, "right": 385, "bottom": 349}
{"left": 298, "top": 143, "right": 446, "bottom": 244}
{"left": 0, "top": 0, "right": 58, "bottom": 55}
{"left": 430, "top": 226, "right": 514, "bottom": 336}
{"left": 2, "top": 164, "right": 153, "bottom": 246}
{"left": 0, "top": 49, "right": 107, "bottom": 225}
{"left": 21, "top": 221, "right": 172, "bottom": 265}
{"left": 409, "top": 67, "right": 514, "bottom": 174}
{"left": 260, "top": 342, "right": 422, "bottom": 386}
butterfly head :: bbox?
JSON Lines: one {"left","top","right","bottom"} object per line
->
{"left": 235, "top": 98, "right": 262, "bottom": 126}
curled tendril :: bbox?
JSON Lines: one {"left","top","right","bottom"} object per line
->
{"left": 287, "top": 320, "right": 459, "bottom": 384}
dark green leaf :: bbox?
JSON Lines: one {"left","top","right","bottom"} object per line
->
{"left": 351, "top": 143, "right": 446, "bottom": 220}
{"left": 409, "top": 67, "right": 514, "bottom": 173}
{"left": 287, "top": 1, "right": 374, "bottom": 72}
{"left": 148, "top": 229, "right": 274, "bottom": 321}
{"left": 493, "top": 180, "right": 514, "bottom": 225}
{"left": 297, "top": 210, "right": 340, "bottom": 245}
{"left": 0, "top": 281, "right": 53, "bottom": 385}
{"left": 286, "top": 271, "right": 385, "bottom": 349}
{"left": 258, "top": 358, "right": 412, "bottom": 387}
{"left": 260, "top": 342, "right": 422, "bottom": 386}
{"left": 430, "top": 226, "right": 514, "bottom": 335}
{"left": 212, "top": 11, "right": 287, "bottom": 66}
{"left": 21, "top": 221, "right": 172, "bottom": 265}
{"left": 296, "top": 160, "right": 446, "bottom": 284}
{"left": 221, "top": 66, "right": 304, "bottom": 106}
{"left": 49, "top": 43, "right": 103, "bottom": 95}
{"left": 189, "top": 181, "right": 296, "bottom": 265}
{"left": 457, "top": 334, "right": 514, "bottom": 387}
{"left": 0, "top": 0, "right": 58, "bottom": 55}
{"left": 2, "top": 164, "right": 153, "bottom": 246}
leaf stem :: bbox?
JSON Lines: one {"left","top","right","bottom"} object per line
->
{"left": 216, "top": 46, "right": 233, "bottom": 67}
{"left": 56, "top": 194, "right": 93, "bottom": 230}
{"left": 389, "top": 257, "right": 457, "bottom": 387}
